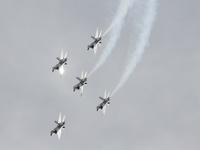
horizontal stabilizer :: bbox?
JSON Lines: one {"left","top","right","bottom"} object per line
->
{"left": 99, "top": 97, "right": 104, "bottom": 101}
{"left": 76, "top": 77, "right": 81, "bottom": 81}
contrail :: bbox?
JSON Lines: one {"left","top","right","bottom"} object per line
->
{"left": 111, "top": 0, "right": 157, "bottom": 97}
{"left": 88, "top": 0, "right": 134, "bottom": 77}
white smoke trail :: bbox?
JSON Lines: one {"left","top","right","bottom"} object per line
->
{"left": 103, "top": 0, "right": 133, "bottom": 37}
{"left": 111, "top": 0, "right": 157, "bottom": 96}
{"left": 88, "top": 0, "right": 134, "bottom": 77}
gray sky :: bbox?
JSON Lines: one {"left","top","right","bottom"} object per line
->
{"left": 0, "top": 0, "right": 200, "bottom": 150}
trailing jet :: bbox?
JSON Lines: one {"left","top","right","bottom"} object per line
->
{"left": 50, "top": 113, "right": 65, "bottom": 140}
{"left": 87, "top": 28, "right": 102, "bottom": 54}
{"left": 73, "top": 70, "right": 87, "bottom": 96}
{"left": 96, "top": 90, "right": 110, "bottom": 114}
{"left": 52, "top": 49, "right": 67, "bottom": 74}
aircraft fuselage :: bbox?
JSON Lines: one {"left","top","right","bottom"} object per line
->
{"left": 87, "top": 37, "right": 101, "bottom": 50}
{"left": 50, "top": 122, "right": 65, "bottom": 136}
{"left": 96, "top": 97, "right": 110, "bottom": 111}
{"left": 73, "top": 78, "right": 87, "bottom": 91}
{"left": 52, "top": 58, "right": 67, "bottom": 72}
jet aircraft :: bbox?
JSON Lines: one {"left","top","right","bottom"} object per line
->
{"left": 96, "top": 90, "right": 110, "bottom": 114}
{"left": 87, "top": 28, "right": 102, "bottom": 54}
{"left": 50, "top": 113, "right": 65, "bottom": 140}
{"left": 73, "top": 70, "right": 87, "bottom": 96}
{"left": 52, "top": 49, "right": 67, "bottom": 73}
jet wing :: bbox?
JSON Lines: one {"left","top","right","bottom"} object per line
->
{"left": 80, "top": 86, "right": 84, "bottom": 96}
{"left": 102, "top": 105, "right": 106, "bottom": 115}
{"left": 59, "top": 65, "right": 64, "bottom": 75}
{"left": 57, "top": 129, "right": 62, "bottom": 140}
{"left": 94, "top": 44, "right": 97, "bottom": 54}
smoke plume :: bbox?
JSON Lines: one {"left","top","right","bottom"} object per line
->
{"left": 111, "top": 0, "right": 157, "bottom": 96}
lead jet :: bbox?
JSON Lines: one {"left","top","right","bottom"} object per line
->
{"left": 50, "top": 113, "right": 65, "bottom": 140}
{"left": 73, "top": 70, "right": 87, "bottom": 96}
{"left": 52, "top": 49, "right": 67, "bottom": 74}
{"left": 87, "top": 28, "right": 102, "bottom": 54}
{"left": 96, "top": 90, "right": 110, "bottom": 114}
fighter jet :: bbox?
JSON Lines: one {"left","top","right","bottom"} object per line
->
{"left": 87, "top": 28, "right": 102, "bottom": 54}
{"left": 73, "top": 70, "right": 87, "bottom": 96}
{"left": 96, "top": 90, "right": 110, "bottom": 114}
{"left": 50, "top": 113, "right": 65, "bottom": 140}
{"left": 52, "top": 49, "right": 67, "bottom": 74}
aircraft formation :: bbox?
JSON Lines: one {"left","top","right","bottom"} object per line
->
{"left": 50, "top": 0, "right": 157, "bottom": 140}
{"left": 50, "top": 28, "right": 111, "bottom": 139}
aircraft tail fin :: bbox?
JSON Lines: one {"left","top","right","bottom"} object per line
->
{"left": 58, "top": 112, "right": 62, "bottom": 123}
{"left": 64, "top": 51, "right": 67, "bottom": 59}
{"left": 84, "top": 71, "right": 87, "bottom": 78}
{"left": 81, "top": 70, "right": 84, "bottom": 79}
{"left": 99, "top": 31, "right": 102, "bottom": 38}
{"left": 95, "top": 28, "right": 98, "bottom": 38}
{"left": 104, "top": 90, "right": 106, "bottom": 98}
{"left": 60, "top": 49, "right": 64, "bottom": 59}
{"left": 62, "top": 115, "right": 65, "bottom": 122}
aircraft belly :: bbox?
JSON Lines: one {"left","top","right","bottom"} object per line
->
{"left": 74, "top": 84, "right": 79, "bottom": 89}
{"left": 54, "top": 127, "right": 59, "bottom": 132}
{"left": 57, "top": 64, "right": 61, "bottom": 68}
{"left": 53, "top": 64, "right": 61, "bottom": 70}
{"left": 97, "top": 103, "right": 104, "bottom": 109}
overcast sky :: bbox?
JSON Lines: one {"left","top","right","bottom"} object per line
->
{"left": 1, "top": 0, "right": 200, "bottom": 150}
